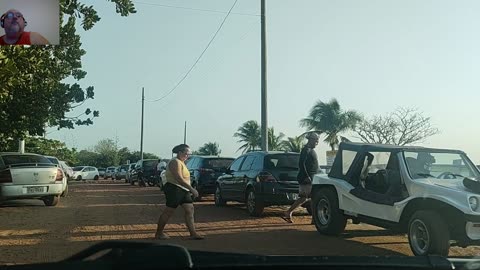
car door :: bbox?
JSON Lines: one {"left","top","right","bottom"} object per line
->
{"left": 345, "top": 151, "right": 404, "bottom": 222}
{"left": 86, "top": 167, "right": 93, "bottom": 179}
{"left": 220, "top": 156, "right": 245, "bottom": 200}
{"left": 233, "top": 154, "right": 257, "bottom": 200}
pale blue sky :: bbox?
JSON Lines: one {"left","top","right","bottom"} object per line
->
{"left": 48, "top": 0, "right": 480, "bottom": 164}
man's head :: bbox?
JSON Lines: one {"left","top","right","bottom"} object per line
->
{"left": 305, "top": 132, "right": 320, "bottom": 148}
{"left": 1, "top": 9, "right": 27, "bottom": 35}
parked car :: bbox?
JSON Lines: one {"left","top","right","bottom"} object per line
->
{"left": 215, "top": 151, "right": 309, "bottom": 216}
{"left": 59, "top": 161, "right": 74, "bottom": 180}
{"left": 0, "top": 152, "right": 65, "bottom": 206}
{"left": 72, "top": 166, "right": 99, "bottom": 181}
{"left": 115, "top": 164, "right": 129, "bottom": 180}
{"left": 104, "top": 166, "right": 117, "bottom": 179}
{"left": 98, "top": 167, "right": 106, "bottom": 178}
{"left": 130, "top": 159, "right": 158, "bottom": 187}
{"left": 311, "top": 142, "right": 480, "bottom": 256}
{"left": 44, "top": 156, "right": 68, "bottom": 197}
{"left": 126, "top": 163, "right": 136, "bottom": 183}
{"left": 185, "top": 156, "right": 234, "bottom": 200}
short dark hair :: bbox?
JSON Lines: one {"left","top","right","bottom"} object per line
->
{"left": 172, "top": 144, "right": 189, "bottom": 154}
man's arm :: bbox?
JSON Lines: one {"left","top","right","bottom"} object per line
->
{"left": 30, "top": 32, "right": 49, "bottom": 45}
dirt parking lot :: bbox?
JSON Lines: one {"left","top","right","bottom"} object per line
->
{"left": 0, "top": 181, "right": 479, "bottom": 264}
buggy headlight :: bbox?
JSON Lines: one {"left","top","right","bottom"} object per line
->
{"left": 469, "top": 197, "right": 479, "bottom": 211}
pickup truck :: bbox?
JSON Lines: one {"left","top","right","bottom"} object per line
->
{"left": 311, "top": 142, "right": 480, "bottom": 256}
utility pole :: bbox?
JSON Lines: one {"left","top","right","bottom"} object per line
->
{"left": 261, "top": 0, "right": 268, "bottom": 151}
{"left": 140, "top": 87, "right": 145, "bottom": 160}
{"left": 184, "top": 121, "right": 187, "bottom": 144}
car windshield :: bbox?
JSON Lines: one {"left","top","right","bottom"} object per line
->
{"left": 203, "top": 158, "right": 234, "bottom": 169}
{"left": 46, "top": 157, "right": 59, "bottom": 164}
{"left": 265, "top": 154, "right": 300, "bottom": 170}
{"left": 2, "top": 155, "right": 52, "bottom": 166}
{"left": 73, "top": 166, "right": 85, "bottom": 171}
{"left": 404, "top": 151, "right": 480, "bottom": 180}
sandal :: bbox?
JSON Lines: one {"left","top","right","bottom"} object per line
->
{"left": 154, "top": 233, "right": 170, "bottom": 240}
{"left": 281, "top": 216, "right": 293, "bottom": 223}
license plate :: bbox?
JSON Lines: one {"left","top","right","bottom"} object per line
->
{"left": 27, "top": 186, "right": 46, "bottom": 194}
{"left": 287, "top": 193, "right": 299, "bottom": 200}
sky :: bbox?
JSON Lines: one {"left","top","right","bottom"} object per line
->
{"left": 47, "top": 0, "right": 480, "bottom": 165}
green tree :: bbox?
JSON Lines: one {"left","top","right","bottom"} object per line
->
{"left": 268, "top": 127, "right": 285, "bottom": 151}
{"left": 234, "top": 120, "right": 261, "bottom": 153}
{"left": 0, "top": 0, "right": 136, "bottom": 148}
{"left": 282, "top": 136, "right": 304, "bottom": 153}
{"left": 3, "top": 137, "right": 78, "bottom": 164}
{"left": 76, "top": 150, "right": 101, "bottom": 167}
{"left": 94, "top": 138, "right": 119, "bottom": 166}
{"left": 196, "top": 142, "right": 221, "bottom": 156}
{"left": 300, "top": 99, "right": 362, "bottom": 151}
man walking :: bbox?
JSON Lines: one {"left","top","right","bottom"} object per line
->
{"left": 282, "top": 132, "right": 319, "bottom": 223}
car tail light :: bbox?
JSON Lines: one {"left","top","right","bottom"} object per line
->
{"left": 0, "top": 169, "right": 12, "bottom": 183}
{"left": 257, "top": 172, "right": 276, "bottom": 182}
{"left": 56, "top": 169, "right": 64, "bottom": 182}
{"left": 199, "top": 168, "right": 214, "bottom": 174}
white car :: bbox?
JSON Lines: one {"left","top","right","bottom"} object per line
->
{"left": 311, "top": 142, "right": 480, "bottom": 256}
{"left": 59, "top": 160, "right": 74, "bottom": 180}
{"left": 45, "top": 156, "right": 68, "bottom": 197}
{"left": 72, "top": 166, "right": 99, "bottom": 181}
{"left": 0, "top": 152, "right": 65, "bottom": 206}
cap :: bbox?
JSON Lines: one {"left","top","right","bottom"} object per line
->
{"left": 306, "top": 132, "right": 320, "bottom": 140}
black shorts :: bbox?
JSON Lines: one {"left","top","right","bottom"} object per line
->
{"left": 163, "top": 183, "right": 193, "bottom": 208}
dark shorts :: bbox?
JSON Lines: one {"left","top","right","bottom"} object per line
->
{"left": 163, "top": 183, "right": 193, "bottom": 208}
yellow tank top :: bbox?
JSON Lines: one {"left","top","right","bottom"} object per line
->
{"left": 165, "top": 158, "right": 190, "bottom": 191}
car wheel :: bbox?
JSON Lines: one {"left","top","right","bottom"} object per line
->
{"left": 61, "top": 184, "right": 68, "bottom": 198}
{"left": 246, "top": 188, "right": 264, "bottom": 217}
{"left": 214, "top": 186, "right": 227, "bottom": 207}
{"left": 76, "top": 176, "right": 82, "bottom": 181}
{"left": 43, "top": 195, "right": 60, "bottom": 206}
{"left": 94, "top": 175, "right": 99, "bottom": 180}
{"left": 312, "top": 188, "right": 347, "bottom": 235}
{"left": 408, "top": 210, "right": 450, "bottom": 256}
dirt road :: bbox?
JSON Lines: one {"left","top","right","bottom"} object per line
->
{"left": 0, "top": 181, "right": 479, "bottom": 264}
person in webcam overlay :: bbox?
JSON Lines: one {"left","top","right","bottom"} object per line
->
{"left": 0, "top": 9, "right": 49, "bottom": 45}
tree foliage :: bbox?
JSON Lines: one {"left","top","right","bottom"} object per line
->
{"left": 300, "top": 99, "right": 361, "bottom": 151}
{"left": 0, "top": 0, "right": 136, "bottom": 148}
{"left": 196, "top": 142, "right": 221, "bottom": 156}
{"left": 234, "top": 120, "right": 261, "bottom": 153}
{"left": 3, "top": 137, "right": 78, "bottom": 164}
{"left": 282, "top": 136, "right": 304, "bottom": 153}
{"left": 355, "top": 107, "right": 439, "bottom": 146}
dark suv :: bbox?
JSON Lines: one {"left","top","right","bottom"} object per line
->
{"left": 185, "top": 156, "right": 234, "bottom": 200}
{"left": 130, "top": 159, "right": 158, "bottom": 187}
{"left": 215, "top": 151, "right": 309, "bottom": 216}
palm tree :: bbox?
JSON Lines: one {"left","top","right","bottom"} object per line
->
{"left": 282, "top": 136, "right": 304, "bottom": 153}
{"left": 234, "top": 120, "right": 261, "bottom": 153}
{"left": 268, "top": 127, "right": 285, "bottom": 151}
{"left": 300, "top": 99, "right": 362, "bottom": 151}
{"left": 197, "top": 142, "right": 221, "bottom": 156}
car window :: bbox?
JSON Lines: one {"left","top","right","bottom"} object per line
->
{"left": 2, "top": 155, "right": 52, "bottom": 166}
{"left": 240, "top": 155, "right": 256, "bottom": 171}
{"left": 73, "top": 166, "right": 84, "bottom": 171}
{"left": 252, "top": 156, "right": 264, "bottom": 171}
{"left": 46, "top": 157, "right": 59, "bottom": 164}
{"left": 203, "top": 158, "right": 234, "bottom": 169}
{"left": 229, "top": 157, "right": 245, "bottom": 172}
{"left": 362, "top": 152, "right": 391, "bottom": 174}
{"left": 265, "top": 154, "right": 299, "bottom": 170}
{"left": 342, "top": 150, "right": 357, "bottom": 175}
{"left": 186, "top": 157, "right": 198, "bottom": 169}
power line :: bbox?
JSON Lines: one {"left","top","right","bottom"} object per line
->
{"left": 148, "top": 0, "right": 239, "bottom": 103}
{"left": 133, "top": 1, "right": 258, "bottom": 17}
